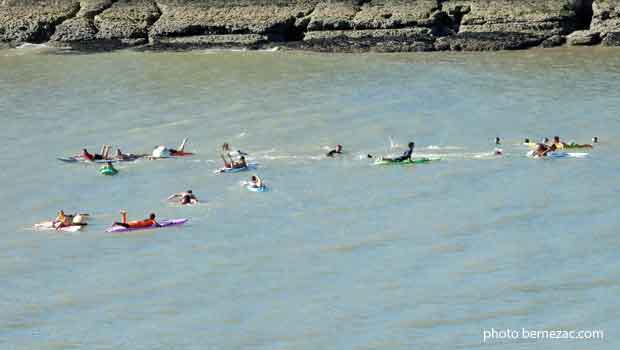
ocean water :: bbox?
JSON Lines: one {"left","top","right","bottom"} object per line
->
{"left": 1, "top": 46, "right": 619, "bottom": 349}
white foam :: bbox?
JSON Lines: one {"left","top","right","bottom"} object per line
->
{"left": 16, "top": 43, "right": 49, "bottom": 50}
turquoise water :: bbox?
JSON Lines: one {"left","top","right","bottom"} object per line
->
{"left": 1, "top": 47, "right": 620, "bottom": 349}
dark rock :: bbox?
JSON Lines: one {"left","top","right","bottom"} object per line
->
{"left": 540, "top": 34, "right": 566, "bottom": 47}
{"left": 301, "top": 28, "right": 436, "bottom": 52}
{"left": 150, "top": 34, "right": 269, "bottom": 50}
{"left": 0, "top": 1, "right": 80, "bottom": 45}
{"left": 436, "top": 32, "right": 544, "bottom": 51}
{"left": 601, "top": 32, "right": 620, "bottom": 46}
{"left": 51, "top": 17, "right": 98, "bottom": 42}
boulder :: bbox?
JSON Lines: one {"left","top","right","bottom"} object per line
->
{"left": 443, "top": 0, "right": 578, "bottom": 36}
{"left": 590, "top": 0, "right": 620, "bottom": 46}
{"left": 566, "top": 30, "right": 601, "bottom": 45}
{"left": 0, "top": 0, "right": 80, "bottom": 45}
{"left": 601, "top": 31, "right": 620, "bottom": 45}
{"left": 150, "top": 0, "right": 317, "bottom": 42}
{"left": 540, "top": 34, "right": 566, "bottom": 47}
{"left": 435, "top": 32, "right": 544, "bottom": 51}
{"left": 302, "top": 27, "right": 436, "bottom": 52}
{"left": 95, "top": 0, "right": 161, "bottom": 40}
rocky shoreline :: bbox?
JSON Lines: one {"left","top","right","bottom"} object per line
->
{"left": 1, "top": 0, "right": 619, "bottom": 52}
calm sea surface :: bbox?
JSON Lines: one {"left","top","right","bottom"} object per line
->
{"left": 1, "top": 46, "right": 619, "bottom": 349}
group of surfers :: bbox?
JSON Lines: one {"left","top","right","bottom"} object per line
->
{"left": 80, "top": 138, "right": 190, "bottom": 162}
{"left": 325, "top": 142, "right": 419, "bottom": 162}
{"left": 325, "top": 135, "right": 597, "bottom": 161}
{"left": 52, "top": 210, "right": 89, "bottom": 229}
{"left": 51, "top": 175, "right": 264, "bottom": 230}
{"left": 51, "top": 135, "right": 597, "bottom": 230}
{"left": 521, "top": 136, "right": 597, "bottom": 157}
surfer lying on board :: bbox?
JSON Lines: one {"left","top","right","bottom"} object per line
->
{"left": 168, "top": 190, "right": 198, "bottom": 205}
{"left": 115, "top": 148, "right": 146, "bottom": 161}
{"left": 552, "top": 136, "right": 593, "bottom": 149}
{"left": 249, "top": 175, "right": 263, "bottom": 189}
{"left": 82, "top": 145, "right": 110, "bottom": 161}
{"left": 532, "top": 143, "right": 557, "bottom": 157}
{"left": 152, "top": 138, "right": 189, "bottom": 158}
{"left": 113, "top": 211, "right": 160, "bottom": 228}
{"left": 380, "top": 142, "right": 415, "bottom": 162}
{"left": 221, "top": 154, "right": 248, "bottom": 169}
{"left": 326, "top": 144, "right": 343, "bottom": 157}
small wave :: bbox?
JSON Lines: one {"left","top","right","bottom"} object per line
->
{"left": 389, "top": 137, "right": 400, "bottom": 149}
{"left": 322, "top": 234, "right": 401, "bottom": 253}
{"left": 426, "top": 145, "right": 464, "bottom": 150}
{"left": 203, "top": 48, "right": 247, "bottom": 54}
{"left": 202, "top": 47, "right": 279, "bottom": 54}
{"left": 260, "top": 155, "right": 299, "bottom": 160}
{"left": 16, "top": 43, "right": 50, "bottom": 50}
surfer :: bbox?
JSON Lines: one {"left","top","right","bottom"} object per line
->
{"left": 81, "top": 145, "right": 110, "bottom": 161}
{"left": 221, "top": 143, "right": 248, "bottom": 165}
{"left": 113, "top": 211, "right": 160, "bottom": 228}
{"left": 168, "top": 190, "right": 198, "bottom": 205}
{"left": 152, "top": 138, "right": 189, "bottom": 158}
{"left": 115, "top": 148, "right": 144, "bottom": 161}
{"left": 553, "top": 136, "right": 592, "bottom": 149}
{"left": 380, "top": 142, "right": 415, "bottom": 163}
{"left": 100, "top": 161, "right": 117, "bottom": 172}
{"left": 552, "top": 136, "right": 567, "bottom": 149}
{"left": 326, "top": 144, "right": 343, "bottom": 157}
{"left": 53, "top": 210, "right": 71, "bottom": 229}
{"left": 495, "top": 137, "right": 501, "bottom": 145}
{"left": 531, "top": 143, "right": 557, "bottom": 157}
{"left": 233, "top": 156, "right": 248, "bottom": 169}
{"left": 248, "top": 175, "right": 263, "bottom": 189}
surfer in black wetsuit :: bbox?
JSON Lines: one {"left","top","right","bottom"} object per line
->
{"left": 381, "top": 142, "right": 415, "bottom": 162}
{"left": 168, "top": 190, "right": 198, "bottom": 205}
{"left": 326, "top": 144, "right": 343, "bottom": 157}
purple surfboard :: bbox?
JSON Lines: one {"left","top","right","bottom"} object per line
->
{"left": 105, "top": 218, "right": 188, "bottom": 233}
